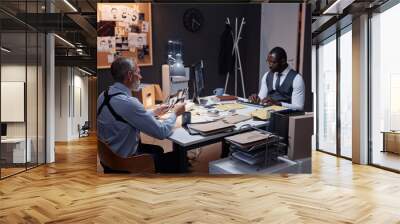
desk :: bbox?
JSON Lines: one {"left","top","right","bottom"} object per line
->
{"left": 382, "top": 131, "right": 400, "bottom": 154}
{"left": 1, "top": 138, "right": 31, "bottom": 165}
{"left": 167, "top": 100, "right": 268, "bottom": 172}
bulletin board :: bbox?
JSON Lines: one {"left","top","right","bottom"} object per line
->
{"left": 97, "top": 3, "right": 153, "bottom": 69}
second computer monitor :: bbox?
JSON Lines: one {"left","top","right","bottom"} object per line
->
{"left": 192, "top": 60, "right": 204, "bottom": 102}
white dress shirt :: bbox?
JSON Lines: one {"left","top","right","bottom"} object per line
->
{"left": 258, "top": 66, "right": 305, "bottom": 111}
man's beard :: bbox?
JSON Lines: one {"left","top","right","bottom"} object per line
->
{"left": 131, "top": 80, "right": 140, "bottom": 91}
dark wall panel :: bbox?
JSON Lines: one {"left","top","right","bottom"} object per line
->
{"left": 303, "top": 3, "right": 313, "bottom": 112}
{"left": 98, "top": 3, "right": 261, "bottom": 97}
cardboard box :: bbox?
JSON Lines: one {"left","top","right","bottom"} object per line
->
{"left": 287, "top": 113, "right": 314, "bottom": 160}
{"left": 133, "top": 84, "right": 163, "bottom": 109}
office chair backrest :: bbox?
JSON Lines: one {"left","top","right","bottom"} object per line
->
{"left": 97, "top": 139, "right": 155, "bottom": 173}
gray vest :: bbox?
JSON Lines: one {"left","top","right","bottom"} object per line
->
{"left": 266, "top": 69, "right": 298, "bottom": 103}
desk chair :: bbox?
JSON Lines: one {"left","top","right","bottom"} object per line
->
{"left": 78, "top": 121, "right": 90, "bottom": 138}
{"left": 97, "top": 140, "right": 155, "bottom": 173}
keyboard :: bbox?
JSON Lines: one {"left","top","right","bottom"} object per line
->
{"left": 236, "top": 99, "right": 266, "bottom": 108}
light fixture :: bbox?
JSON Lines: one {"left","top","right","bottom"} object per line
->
{"left": 1, "top": 47, "right": 11, "bottom": 53}
{"left": 322, "top": 0, "right": 355, "bottom": 15}
{"left": 169, "top": 53, "right": 185, "bottom": 77}
{"left": 54, "top": 34, "right": 75, "bottom": 48}
{"left": 63, "top": 0, "right": 78, "bottom": 12}
{"left": 78, "top": 67, "right": 93, "bottom": 76}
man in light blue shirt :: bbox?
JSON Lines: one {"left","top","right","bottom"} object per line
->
{"left": 97, "top": 57, "right": 186, "bottom": 173}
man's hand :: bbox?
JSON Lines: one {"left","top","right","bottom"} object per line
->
{"left": 249, "top": 94, "right": 260, "bottom": 104}
{"left": 261, "top": 97, "right": 282, "bottom": 106}
{"left": 173, "top": 102, "right": 186, "bottom": 117}
{"left": 152, "top": 104, "right": 170, "bottom": 117}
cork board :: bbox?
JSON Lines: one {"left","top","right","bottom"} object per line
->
{"left": 97, "top": 3, "right": 153, "bottom": 69}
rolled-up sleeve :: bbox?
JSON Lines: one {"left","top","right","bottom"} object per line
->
{"left": 116, "top": 98, "right": 177, "bottom": 140}
{"left": 258, "top": 73, "right": 268, "bottom": 99}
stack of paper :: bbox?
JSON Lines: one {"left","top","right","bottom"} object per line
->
{"left": 215, "top": 103, "right": 246, "bottom": 111}
{"left": 249, "top": 105, "right": 287, "bottom": 120}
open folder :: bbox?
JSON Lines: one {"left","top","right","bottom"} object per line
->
{"left": 188, "top": 120, "right": 235, "bottom": 136}
{"left": 225, "top": 130, "right": 271, "bottom": 147}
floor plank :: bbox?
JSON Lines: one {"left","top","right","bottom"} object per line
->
{"left": 1, "top": 135, "right": 400, "bottom": 223}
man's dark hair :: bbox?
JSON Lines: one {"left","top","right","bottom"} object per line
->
{"left": 110, "top": 57, "right": 134, "bottom": 82}
{"left": 269, "top": 47, "right": 287, "bottom": 61}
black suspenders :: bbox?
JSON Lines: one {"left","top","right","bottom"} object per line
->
{"left": 97, "top": 88, "right": 129, "bottom": 124}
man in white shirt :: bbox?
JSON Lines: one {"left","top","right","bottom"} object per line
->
{"left": 249, "top": 47, "right": 305, "bottom": 111}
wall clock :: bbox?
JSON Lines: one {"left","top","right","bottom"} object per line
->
{"left": 183, "top": 8, "right": 204, "bottom": 33}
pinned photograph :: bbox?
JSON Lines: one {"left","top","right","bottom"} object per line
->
{"left": 130, "top": 9, "right": 139, "bottom": 25}
{"left": 99, "top": 5, "right": 120, "bottom": 21}
{"left": 97, "top": 37, "right": 115, "bottom": 52}
{"left": 141, "top": 21, "right": 149, "bottom": 33}
{"left": 121, "top": 6, "right": 134, "bottom": 23}
{"left": 115, "top": 26, "right": 127, "bottom": 37}
{"left": 128, "top": 33, "right": 147, "bottom": 48}
{"left": 107, "top": 54, "right": 114, "bottom": 63}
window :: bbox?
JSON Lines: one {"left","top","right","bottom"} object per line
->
{"left": 317, "top": 35, "right": 337, "bottom": 155}
{"left": 315, "top": 25, "right": 353, "bottom": 159}
{"left": 370, "top": 3, "right": 400, "bottom": 171}
{"left": 339, "top": 27, "right": 352, "bottom": 158}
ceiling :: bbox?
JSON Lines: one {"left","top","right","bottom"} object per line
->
{"left": 0, "top": 0, "right": 97, "bottom": 73}
{"left": 311, "top": 0, "right": 389, "bottom": 43}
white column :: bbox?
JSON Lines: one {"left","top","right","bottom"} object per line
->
{"left": 352, "top": 14, "right": 369, "bottom": 164}
{"left": 46, "top": 33, "right": 55, "bottom": 163}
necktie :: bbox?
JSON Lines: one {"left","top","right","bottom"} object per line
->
{"left": 275, "top": 73, "right": 281, "bottom": 90}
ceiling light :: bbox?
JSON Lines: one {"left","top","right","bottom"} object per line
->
{"left": 322, "top": 0, "right": 355, "bottom": 15}
{"left": 63, "top": 0, "right": 78, "bottom": 12}
{"left": 1, "top": 47, "right": 11, "bottom": 53}
{"left": 54, "top": 34, "right": 75, "bottom": 48}
{"left": 78, "top": 67, "right": 93, "bottom": 76}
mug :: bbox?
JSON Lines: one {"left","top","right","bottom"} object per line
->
{"left": 213, "top": 88, "right": 224, "bottom": 96}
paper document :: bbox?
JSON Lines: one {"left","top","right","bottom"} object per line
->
{"left": 222, "top": 114, "right": 252, "bottom": 124}
{"left": 215, "top": 103, "right": 246, "bottom": 111}
{"left": 250, "top": 105, "right": 287, "bottom": 120}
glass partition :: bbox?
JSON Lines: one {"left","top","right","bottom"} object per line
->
{"left": 0, "top": 1, "right": 46, "bottom": 179}
{"left": 317, "top": 35, "right": 337, "bottom": 155}
{"left": 339, "top": 27, "right": 352, "bottom": 158}
{"left": 370, "top": 3, "right": 400, "bottom": 171}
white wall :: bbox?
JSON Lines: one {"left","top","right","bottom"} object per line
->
{"left": 259, "top": 3, "right": 300, "bottom": 84}
{"left": 55, "top": 67, "right": 89, "bottom": 141}
{"left": 1, "top": 64, "right": 46, "bottom": 164}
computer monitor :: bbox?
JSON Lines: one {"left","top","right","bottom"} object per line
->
{"left": 1, "top": 123, "right": 7, "bottom": 138}
{"left": 192, "top": 60, "right": 204, "bottom": 104}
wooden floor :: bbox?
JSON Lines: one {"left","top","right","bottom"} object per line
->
{"left": 372, "top": 150, "right": 400, "bottom": 171}
{"left": 1, "top": 136, "right": 400, "bottom": 223}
